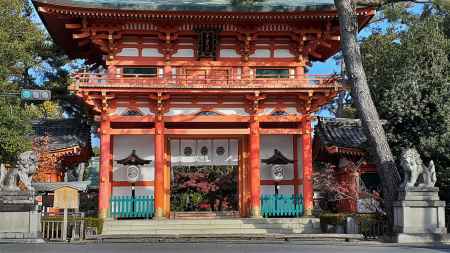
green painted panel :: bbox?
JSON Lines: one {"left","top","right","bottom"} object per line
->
{"left": 261, "top": 194, "right": 304, "bottom": 217}
{"left": 110, "top": 195, "right": 155, "bottom": 219}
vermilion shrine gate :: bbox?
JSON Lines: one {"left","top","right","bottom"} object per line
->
{"left": 33, "top": 0, "right": 373, "bottom": 219}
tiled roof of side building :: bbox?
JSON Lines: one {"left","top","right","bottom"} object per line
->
{"left": 316, "top": 117, "right": 368, "bottom": 150}
{"left": 33, "top": 0, "right": 336, "bottom": 12}
{"left": 32, "top": 119, "right": 91, "bottom": 152}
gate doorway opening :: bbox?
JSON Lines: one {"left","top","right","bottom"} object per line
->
{"left": 169, "top": 139, "right": 240, "bottom": 213}
{"left": 170, "top": 165, "right": 238, "bottom": 212}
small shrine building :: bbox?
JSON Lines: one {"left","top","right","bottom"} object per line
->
{"left": 32, "top": 119, "right": 92, "bottom": 183}
{"left": 313, "top": 118, "right": 380, "bottom": 213}
{"left": 33, "top": 0, "right": 374, "bottom": 219}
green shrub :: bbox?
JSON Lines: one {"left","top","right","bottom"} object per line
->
{"left": 320, "top": 212, "right": 348, "bottom": 226}
{"left": 320, "top": 212, "right": 386, "bottom": 234}
{"left": 85, "top": 217, "right": 103, "bottom": 234}
{"left": 353, "top": 213, "right": 386, "bottom": 236}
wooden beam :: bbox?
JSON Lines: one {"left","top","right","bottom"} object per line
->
{"left": 112, "top": 181, "right": 154, "bottom": 187}
{"left": 259, "top": 115, "right": 302, "bottom": 122}
{"left": 261, "top": 179, "right": 303, "bottom": 185}
{"left": 165, "top": 128, "right": 249, "bottom": 135}
{"left": 65, "top": 23, "right": 82, "bottom": 29}
{"left": 109, "top": 115, "right": 155, "bottom": 122}
{"left": 78, "top": 39, "right": 90, "bottom": 47}
{"left": 164, "top": 115, "right": 248, "bottom": 123}
{"left": 38, "top": 7, "right": 49, "bottom": 13}
{"left": 73, "top": 32, "right": 90, "bottom": 39}
{"left": 309, "top": 50, "right": 323, "bottom": 59}
{"left": 106, "top": 129, "right": 155, "bottom": 135}
{"left": 260, "top": 128, "right": 303, "bottom": 135}
{"left": 319, "top": 40, "right": 333, "bottom": 49}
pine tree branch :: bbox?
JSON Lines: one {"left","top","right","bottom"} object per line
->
{"left": 354, "top": 0, "right": 433, "bottom": 7}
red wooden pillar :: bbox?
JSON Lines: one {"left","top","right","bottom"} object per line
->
{"left": 163, "top": 63, "right": 172, "bottom": 79}
{"left": 249, "top": 117, "right": 261, "bottom": 218}
{"left": 154, "top": 118, "right": 165, "bottom": 218}
{"left": 98, "top": 116, "right": 112, "bottom": 219}
{"left": 302, "top": 116, "right": 313, "bottom": 216}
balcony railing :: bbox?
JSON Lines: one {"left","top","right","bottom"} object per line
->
{"left": 71, "top": 72, "right": 340, "bottom": 90}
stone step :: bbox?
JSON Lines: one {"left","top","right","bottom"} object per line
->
{"left": 104, "top": 223, "right": 311, "bottom": 230}
{"left": 104, "top": 228, "right": 316, "bottom": 235}
{"left": 104, "top": 217, "right": 316, "bottom": 226}
{"left": 102, "top": 218, "right": 321, "bottom": 236}
{"left": 170, "top": 211, "right": 239, "bottom": 219}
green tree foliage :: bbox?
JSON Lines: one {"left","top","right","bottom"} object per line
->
{"left": 0, "top": 0, "right": 84, "bottom": 163}
{"left": 0, "top": 98, "right": 41, "bottom": 162}
{"left": 0, "top": 0, "right": 44, "bottom": 85}
{"left": 361, "top": 7, "right": 450, "bottom": 193}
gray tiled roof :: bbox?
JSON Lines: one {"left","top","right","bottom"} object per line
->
{"left": 32, "top": 119, "right": 91, "bottom": 151}
{"left": 33, "top": 0, "right": 336, "bottom": 12}
{"left": 316, "top": 118, "right": 368, "bottom": 149}
{"left": 32, "top": 181, "right": 91, "bottom": 192}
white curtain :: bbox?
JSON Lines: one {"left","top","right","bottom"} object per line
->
{"left": 170, "top": 139, "right": 238, "bottom": 166}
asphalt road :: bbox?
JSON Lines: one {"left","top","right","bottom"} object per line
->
{"left": 1, "top": 242, "right": 450, "bottom": 253}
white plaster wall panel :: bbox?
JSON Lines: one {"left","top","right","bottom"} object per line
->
{"left": 173, "top": 49, "right": 194, "bottom": 57}
{"left": 212, "top": 139, "right": 229, "bottom": 165}
{"left": 111, "top": 107, "right": 154, "bottom": 116}
{"left": 135, "top": 186, "right": 154, "bottom": 196}
{"left": 261, "top": 108, "right": 274, "bottom": 115}
{"left": 297, "top": 136, "right": 303, "bottom": 179}
{"left": 260, "top": 135, "right": 294, "bottom": 180}
{"left": 142, "top": 48, "right": 164, "bottom": 57}
{"left": 113, "top": 135, "right": 154, "bottom": 182}
{"left": 138, "top": 107, "right": 153, "bottom": 115}
{"left": 260, "top": 185, "right": 294, "bottom": 196}
{"left": 112, "top": 187, "right": 131, "bottom": 197}
{"left": 196, "top": 139, "right": 212, "bottom": 165}
{"left": 286, "top": 107, "right": 298, "bottom": 115}
{"left": 261, "top": 185, "right": 273, "bottom": 195}
{"left": 170, "top": 139, "right": 180, "bottom": 165}
{"left": 220, "top": 49, "right": 240, "bottom": 58}
{"left": 279, "top": 185, "right": 295, "bottom": 195}
{"left": 113, "top": 164, "right": 128, "bottom": 181}
{"left": 111, "top": 107, "right": 127, "bottom": 116}
{"left": 179, "top": 139, "right": 197, "bottom": 165}
{"left": 260, "top": 107, "right": 298, "bottom": 115}
{"left": 274, "top": 49, "right": 295, "bottom": 58}
{"left": 227, "top": 139, "right": 239, "bottom": 165}
{"left": 216, "top": 108, "right": 249, "bottom": 116}
{"left": 165, "top": 108, "right": 200, "bottom": 116}
{"left": 298, "top": 185, "right": 303, "bottom": 196}
{"left": 117, "top": 48, "right": 139, "bottom": 57}
{"left": 250, "top": 49, "right": 271, "bottom": 58}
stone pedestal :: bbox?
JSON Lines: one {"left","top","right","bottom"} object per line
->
{"left": 393, "top": 187, "right": 446, "bottom": 243}
{"left": 0, "top": 191, "right": 43, "bottom": 242}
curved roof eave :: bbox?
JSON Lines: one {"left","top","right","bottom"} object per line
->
{"left": 33, "top": 0, "right": 337, "bottom": 12}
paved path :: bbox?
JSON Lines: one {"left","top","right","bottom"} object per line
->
{"left": 1, "top": 242, "right": 450, "bottom": 253}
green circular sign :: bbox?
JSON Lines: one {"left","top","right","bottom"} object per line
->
{"left": 21, "top": 90, "right": 32, "bottom": 99}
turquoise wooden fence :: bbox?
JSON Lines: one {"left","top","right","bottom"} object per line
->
{"left": 261, "top": 194, "right": 304, "bottom": 217}
{"left": 109, "top": 195, "right": 154, "bottom": 219}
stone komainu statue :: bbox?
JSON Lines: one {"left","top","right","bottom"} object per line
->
{"left": 0, "top": 151, "right": 38, "bottom": 192}
{"left": 400, "top": 148, "right": 437, "bottom": 188}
